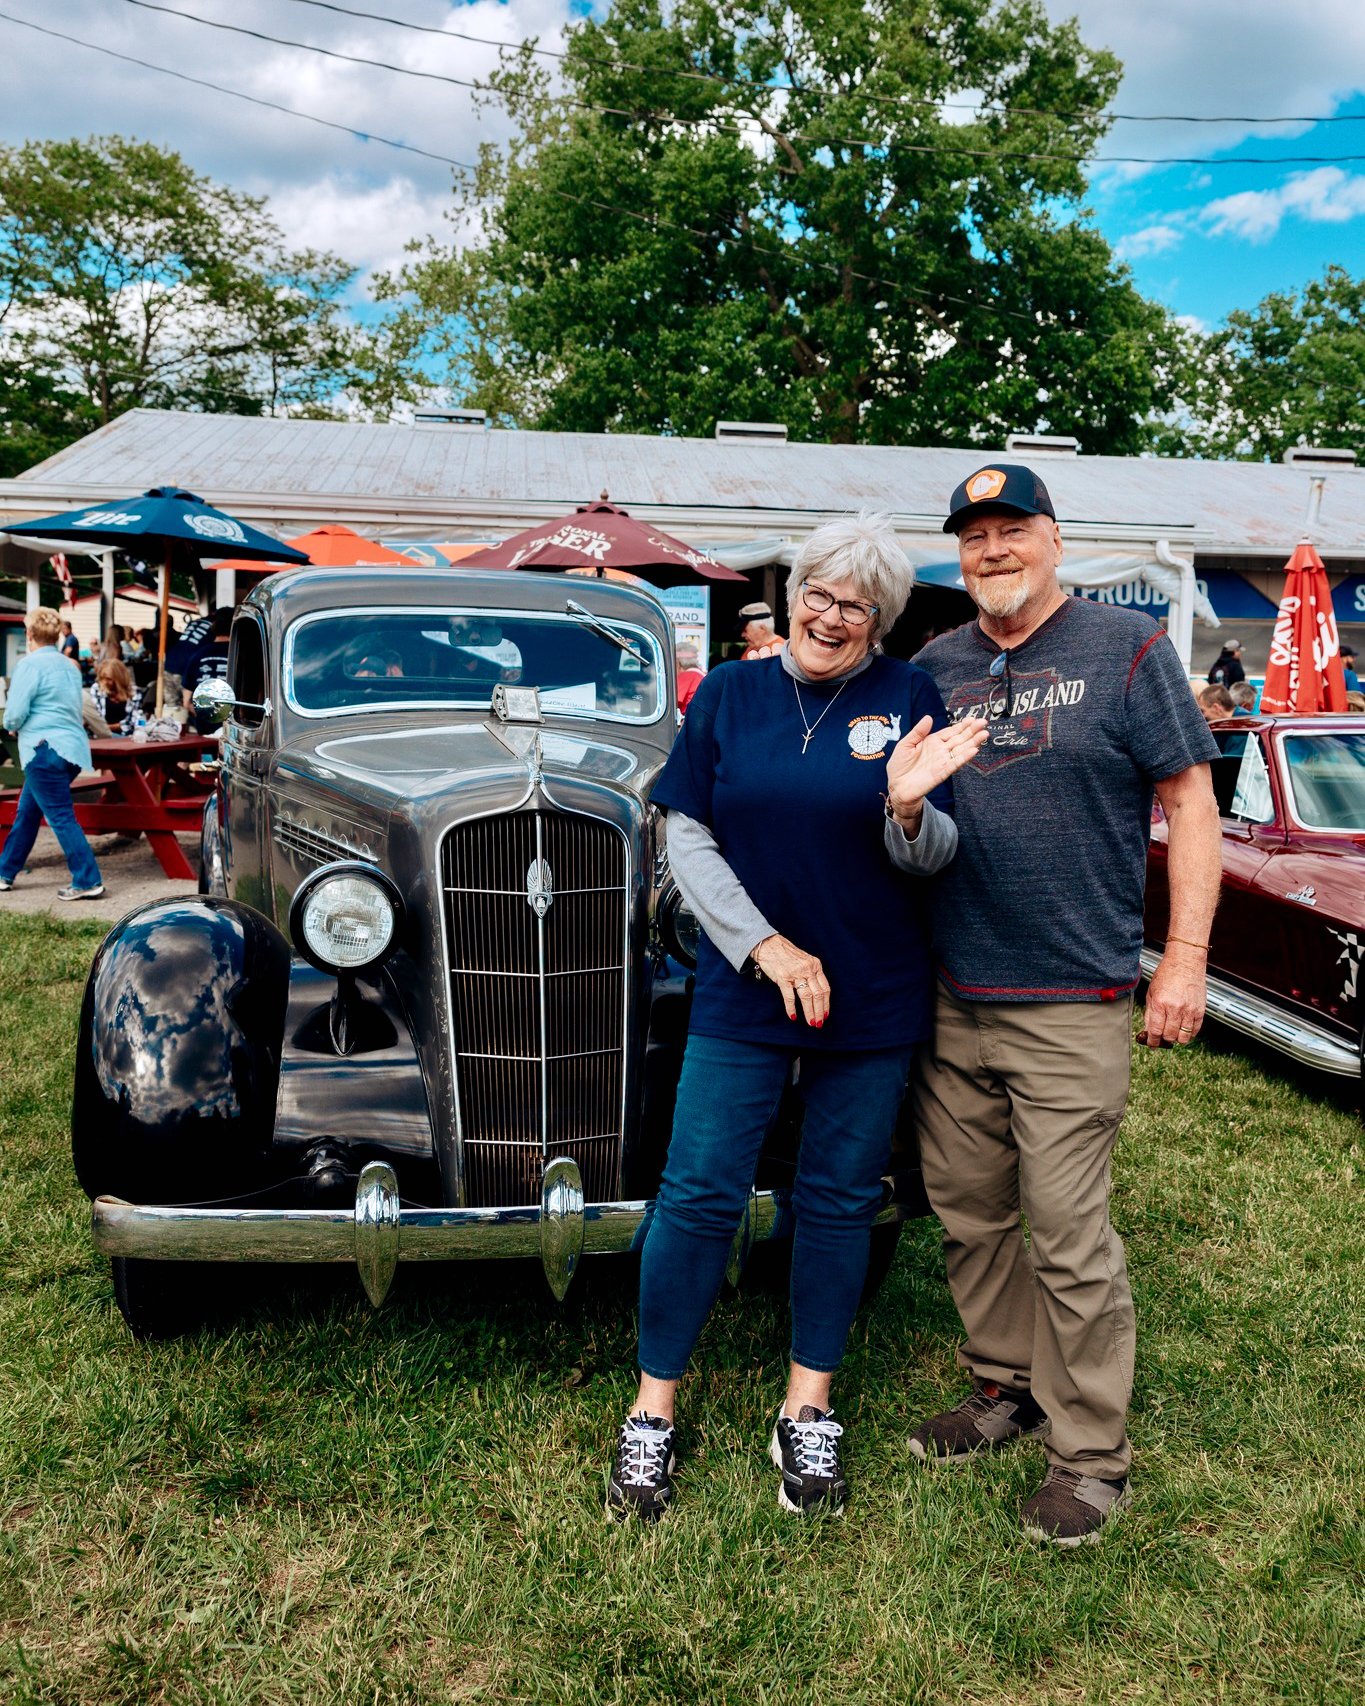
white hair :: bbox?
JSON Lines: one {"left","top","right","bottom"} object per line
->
{"left": 785, "top": 513, "right": 914, "bottom": 641}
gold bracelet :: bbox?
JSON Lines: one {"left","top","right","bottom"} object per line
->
{"left": 1167, "top": 935, "right": 1209, "bottom": 953}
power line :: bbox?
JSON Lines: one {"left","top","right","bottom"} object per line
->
{"left": 274, "top": 0, "right": 1365, "bottom": 130}
{"left": 114, "top": 0, "right": 1365, "bottom": 168}
{"left": 0, "top": 6, "right": 1032, "bottom": 346}
{"left": 116, "top": 0, "right": 1365, "bottom": 169}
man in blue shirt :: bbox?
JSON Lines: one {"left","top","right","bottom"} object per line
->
{"left": 1341, "top": 646, "right": 1359, "bottom": 693}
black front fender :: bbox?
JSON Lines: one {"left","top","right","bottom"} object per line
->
{"left": 72, "top": 898, "right": 291, "bottom": 1203}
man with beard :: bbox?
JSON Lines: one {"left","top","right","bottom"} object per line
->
{"left": 907, "top": 464, "right": 1222, "bottom": 1546}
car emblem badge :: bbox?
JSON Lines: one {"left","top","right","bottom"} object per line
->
{"left": 526, "top": 857, "right": 554, "bottom": 917}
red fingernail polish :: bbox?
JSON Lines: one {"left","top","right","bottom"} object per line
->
{"left": 815, "top": 1020, "right": 823, "bottom": 1028}
{"left": 789, "top": 1013, "right": 796, "bottom": 1021}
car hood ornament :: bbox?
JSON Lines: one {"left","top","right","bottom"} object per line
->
{"left": 526, "top": 857, "right": 554, "bottom": 917}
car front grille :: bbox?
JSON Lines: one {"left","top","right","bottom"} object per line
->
{"left": 441, "top": 810, "right": 628, "bottom": 1206}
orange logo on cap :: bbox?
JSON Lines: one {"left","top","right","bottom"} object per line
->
{"left": 966, "top": 469, "right": 1008, "bottom": 502}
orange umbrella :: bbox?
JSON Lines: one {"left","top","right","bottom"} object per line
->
{"left": 1261, "top": 540, "right": 1348, "bottom": 715}
{"left": 215, "top": 524, "right": 414, "bottom": 574}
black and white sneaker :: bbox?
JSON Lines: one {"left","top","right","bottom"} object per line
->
{"left": 769, "top": 1406, "right": 848, "bottom": 1515}
{"left": 607, "top": 1413, "right": 678, "bottom": 1522}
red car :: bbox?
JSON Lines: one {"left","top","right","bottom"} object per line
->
{"left": 1145, "top": 714, "right": 1365, "bottom": 1088}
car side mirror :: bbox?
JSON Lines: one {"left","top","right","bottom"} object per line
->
{"left": 192, "top": 678, "right": 270, "bottom": 723}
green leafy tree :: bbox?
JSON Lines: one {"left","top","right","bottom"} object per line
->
{"left": 1159, "top": 266, "right": 1365, "bottom": 462}
{"left": 0, "top": 135, "right": 359, "bottom": 463}
{"left": 370, "top": 0, "right": 1178, "bottom": 448}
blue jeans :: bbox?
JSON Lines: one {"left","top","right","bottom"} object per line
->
{"left": 638, "top": 1034, "right": 914, "bottom": 1380}
{"left": 0, "top": 741, "right": 102, "bottom": 890}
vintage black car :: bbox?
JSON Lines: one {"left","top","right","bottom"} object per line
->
{"left": 74, "top": 567, "right": 927, "bottom": 1337}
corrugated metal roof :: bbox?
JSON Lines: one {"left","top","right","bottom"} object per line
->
{"left": 2, "top": 408, "right": 1363, "bottom": 559}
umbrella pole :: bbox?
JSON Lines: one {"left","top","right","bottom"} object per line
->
{"left": 155, "top": 546, "right": 172, "bottom": 719}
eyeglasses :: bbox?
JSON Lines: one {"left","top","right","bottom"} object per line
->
{"left": 987, "top": 649, "right": 1013, "bottom": 720}
{"left": 801, "top": 585, "right": 879, "bottom": 628}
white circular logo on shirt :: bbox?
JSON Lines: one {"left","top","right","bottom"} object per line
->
{"left": 848, "top": 713, "right": 902, "bottom": 759}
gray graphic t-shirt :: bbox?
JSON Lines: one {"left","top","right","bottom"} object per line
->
{"left": 914, "top": 598, "right": 1218, "bottom": 1002}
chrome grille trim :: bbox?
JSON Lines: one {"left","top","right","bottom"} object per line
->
{"left": 274, "top": 816, "right": 380, "bottom": 867}
{"left": 441, "top": 809, "right": 630, "bottom": 1207}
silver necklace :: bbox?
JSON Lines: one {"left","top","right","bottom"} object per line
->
{"left": 792, "top": 674, "right": 850, "bottom": 754}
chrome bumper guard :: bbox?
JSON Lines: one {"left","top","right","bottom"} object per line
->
{"left": 1139, "top": 948, "right": 1361, "bottom": 1078}
{"left": 91, "top": 1159, "right": 917, "bottom": 1305}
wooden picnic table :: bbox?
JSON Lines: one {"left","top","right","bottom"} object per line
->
{"left": 0, "top": 733, "right": 219, "bottom": 882}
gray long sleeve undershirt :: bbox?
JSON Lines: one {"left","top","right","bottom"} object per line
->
{"left": 664, "top": 643, "right": 959, "bottom": 973}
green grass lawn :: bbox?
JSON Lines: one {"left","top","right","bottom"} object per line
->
{"left": 1, "top": 911, "right": 1363, "bottom": 1705}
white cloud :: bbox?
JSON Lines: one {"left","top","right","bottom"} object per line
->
{"left": 1200, "top": 166, "right": 1365, "bottom": 239}
{"left": 0, "top": 0, "right": 578, "bottom": 270}
{"left": 1058, "top": 0, "right": 1365, "bottom": 180}
{"left": 1115, "top": 222, "right": 1184, "bottom": 258}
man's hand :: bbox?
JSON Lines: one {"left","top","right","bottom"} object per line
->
{"left": 752, "top": 934, "right": 830, "bottom": 1027}
{"left": 886, "top": 715, "right": 989, "bottom": 831}
{"left": 1141, "top": 941, "right": 1208, "bottom": 1047}
{"left": 1143, "top": 762, "right": 1221, "bottom": 1047}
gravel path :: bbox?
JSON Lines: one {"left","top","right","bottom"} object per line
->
{"left": 0, "top": 826, "right": 199, "bottom": 922}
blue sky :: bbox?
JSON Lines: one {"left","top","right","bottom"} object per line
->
{"left": 0, "top": 0, "right": 1360, "bottom": 333}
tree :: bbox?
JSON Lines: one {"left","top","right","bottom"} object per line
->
{"left": 0, "top": 135, "right": 359, "bottom": 463}
{"left": 1159, "top": 266, "right": 1365, "bottom": 462}
{"left": 369, "top": 0, "right": 1179, "bottom": 449}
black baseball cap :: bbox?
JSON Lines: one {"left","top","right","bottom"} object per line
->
{"left": 943, "top": 463, "right": 1057, "bottom": 534}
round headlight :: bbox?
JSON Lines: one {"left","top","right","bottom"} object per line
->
{"left": 660, "top": 886, "right": 701, "bottom": 969}
{"left": 289, "top": 864, "right": 402, "bottom": 974}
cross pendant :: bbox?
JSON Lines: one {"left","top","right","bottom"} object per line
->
{"left": 801, "top": 731, "right": 813, "bottom": 754}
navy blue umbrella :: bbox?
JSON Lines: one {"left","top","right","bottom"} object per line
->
{"left": 6, "top": 487, "right": 311, "bottom": 713}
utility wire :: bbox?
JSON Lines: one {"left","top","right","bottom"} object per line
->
{"left": 117, "top": 0, "right": 1365, "bottom": 168}
{"left": 273, "top": 0, "right": 1364, "bottom": 130}
{"left": 0, "top": 6, "right": 1033, "bottom": 343}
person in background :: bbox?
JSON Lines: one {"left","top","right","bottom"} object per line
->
{"left": 58, "top": 620, "right": 80, "bottom": 662}
{"left": 1341, "top": 646, "right": 1359, "bottom": 693}
{"left": 1207, "top": 639, "right": 1245, "bottom": 687}
{"left": 92, "top": 658, "right": 137, "bottom": 736}
{"left": 100, "top": 624, "right": 126, "bottom": 666}
{"left": 1346, "top": 690, "right": 1365, "bottom": 714}
{"left": 1198, "top": 684, "right": 1236, "bottom": 723}
{"left": 0, "top": 606, "right": 104, "bottom": 901}
{"left": 1229, "top": 681, "right": 1257, "bottom": 717}
{"left": 183, "top": 607, "right": 235, "bottom": 733}
{"left": 739, "top": 601, "right": 784, "bottom": 660}
{"left": 675, "top": 640, "right": 705, "bottom": 714}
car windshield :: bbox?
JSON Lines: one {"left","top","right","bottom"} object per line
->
{"left": 286, "top": 607, "right": 663, "bottom": 722}
{"left": 1282, "top": 732, "right": 1365, "bottom": 830}
{"left": 1210, "top": 730, "right": 1275, "bottom": 824}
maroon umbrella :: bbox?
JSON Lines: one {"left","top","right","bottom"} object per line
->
{"left": 459, "top": 498, "right": 748, "bottom": 587}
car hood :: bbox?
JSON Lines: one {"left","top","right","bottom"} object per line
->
{"left": 272, "top": 717, "right": 662, "bottom": 819}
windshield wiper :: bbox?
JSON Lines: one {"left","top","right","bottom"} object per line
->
{"left": 565, "top": 599, "right": 651, "bottom": 667}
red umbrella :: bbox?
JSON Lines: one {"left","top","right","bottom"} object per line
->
{"left": 1260, "top": 540, "right": 1348, "bottom": 715}
{"left": 458, "top": 498, "right": 748, "bottom": 587}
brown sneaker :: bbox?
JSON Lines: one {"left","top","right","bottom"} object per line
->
{"left": 908, "top": 1381, "right": 1049, "bottom": 1464}
{"left": 1021, "top": 1467, "right": 1131, "bottom": 1547}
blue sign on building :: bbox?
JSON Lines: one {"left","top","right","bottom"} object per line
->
{"left": 1331, "top": 578, "right": 1365, "bottom": 624}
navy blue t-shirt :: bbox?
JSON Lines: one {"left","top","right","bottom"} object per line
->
{"left": 652, "top": 654, "right": 953, "bottom": 1050}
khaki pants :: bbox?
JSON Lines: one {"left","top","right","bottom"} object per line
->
{"left": 913, "top": 985, "right": 1135, "bottom": 1477}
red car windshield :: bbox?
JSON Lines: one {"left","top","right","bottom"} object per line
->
{"left": 1282, "top": 732, "right": 1365, "bottom": 830}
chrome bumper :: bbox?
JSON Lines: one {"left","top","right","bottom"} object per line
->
{"left": 1140, "top": 947, "right": 1361, "bottom": 1078}
{"left": 92, "top": 1159, "right": 914, "bottom": 1305}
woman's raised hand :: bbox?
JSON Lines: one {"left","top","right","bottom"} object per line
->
{"left": 886, "top": 715, "right": 989, "bottom": 817}
{"left": 752, "top": 934, "right": 830, "bottom": 1028}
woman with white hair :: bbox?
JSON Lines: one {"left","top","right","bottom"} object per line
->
{"left": 608, "top": 514, "right": 987, "bottom": 1521}
{"left": 0, "top": 606, "right": 104, "bottom": 900}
